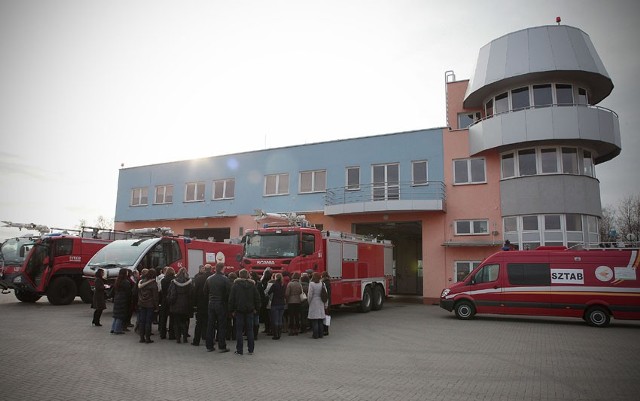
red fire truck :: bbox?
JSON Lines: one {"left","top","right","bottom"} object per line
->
{"left": 82, "top": 229, "right": 243, "bottom": 284}
{"left": 241, "top": 212, "right": 394, "bottom": 312}
{"left": 439, "top": 245, "right": 640, "bottom": 327}
{"left": 0, "top": 222, "right": 131, "bottom": 305}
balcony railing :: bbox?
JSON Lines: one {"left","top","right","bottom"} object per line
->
{"left": 324, "top": 181, "right": 446, "bottom": 215}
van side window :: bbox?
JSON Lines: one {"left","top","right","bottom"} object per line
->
{"left": 474, "top": 264, "right": 499, "bottom": 284}
{"left": 507, "top": 263, "right": 550, "bottom": 285}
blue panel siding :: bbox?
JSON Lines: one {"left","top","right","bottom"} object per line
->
{"left": 115, "top": 128, "right": 444, "bottom": 222}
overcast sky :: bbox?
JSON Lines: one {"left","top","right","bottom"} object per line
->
{"left": 1, "top": 0, "right": 639, "bottom": 240}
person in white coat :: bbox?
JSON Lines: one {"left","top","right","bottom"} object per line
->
{"left": 307, "top": 272, "right": 326, "bottom": 339}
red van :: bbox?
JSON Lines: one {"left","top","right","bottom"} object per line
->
{"left": 439, "top": 246, "right": 640, "bottom": 327}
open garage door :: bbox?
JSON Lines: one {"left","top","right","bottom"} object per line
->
{"left": 354, "top": 221, "right": 422, "bottom": 295}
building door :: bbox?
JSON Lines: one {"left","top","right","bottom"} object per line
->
{"left": 354, "top": 221, "right": 422, "bottom": 295}
{"left": 372, "top": 164, "right": 399, "bottom": 201}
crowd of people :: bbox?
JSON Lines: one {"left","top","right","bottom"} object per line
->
{"left": 91, "top": 262, "right": 332, "bottom": 355}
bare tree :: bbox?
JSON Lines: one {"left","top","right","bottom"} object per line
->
{"left": 94, "top": 216, "right": 114, "bottom": 230}
{"left": 599, "top": 206, "right": 617, "bottom": 243}
{"left": 616, "top": 195, "right": 640, "bottom": 242}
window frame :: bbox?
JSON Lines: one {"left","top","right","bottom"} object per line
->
{"left": 154, "top": 185, "right": 173, "bottom": 205}
{"left": 299, "top": 170, "right": 327, "bottom": 194}
{"left": 264, "top": 173, "right": 289, "bottom": 197}
{"left": 454, "top": 260, "right": 481, "bottom": 283}
{"left": 131, "top": 187, "right": 148, "bottom": 206}
{"left": 454, "top": 219, "right": 490, "bottom": 236}
{"left": 346, "top": 166, "right": 360, "bottom": 191}
{"left": 213, "top": 178, "right": 235, "bottom": 200}
{"left": 453, "top": 158, "right": 486, "bottom": 185}
{"left": 412, "top": 160, "right": 429, "bottom": 186}
{"left": 185, "top": 181, "right": 206, "bottom": 203}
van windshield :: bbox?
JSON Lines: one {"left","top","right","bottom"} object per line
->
{"left": 0, "top": 237, "right": 37, "bottom": 265}
{"left": 86, "top": 238, "right": 160, "bottom": 268}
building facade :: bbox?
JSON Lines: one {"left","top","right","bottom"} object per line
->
{"left": 114, "top": 24, "right": 619, "bottom": 303}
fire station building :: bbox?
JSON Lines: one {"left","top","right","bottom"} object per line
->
{"left": 114, "top": 24, "right": 619, "bottom": 303}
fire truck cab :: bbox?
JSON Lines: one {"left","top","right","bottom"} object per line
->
{"left": 0, "top": 222, "right": 129, "bottom": 305}
{"left": 241, "top": 212, "right": 394, "bottom": 312}
{"left": 440, "top": 245, "right": 640, "bottom": 327}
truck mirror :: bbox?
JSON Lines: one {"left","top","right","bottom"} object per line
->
{"left": 236, "top": 254, "right": 242, "bottom": 262}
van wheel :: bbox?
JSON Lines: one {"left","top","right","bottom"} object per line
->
{"left": 358, "top": 286, "right": 372, "bottom": 313}
{"left": 371, "top": 285, "right": 384, "bottom": 311}
{"left": 47, "top": 277, "right": 77, "bottom": 305}
{"left": 15, "top": 291, "right": 41, "bottom": 303}
{"left": 454, "top": 300, "right": 475, "bottom": 320}
{"left": 78, "top": 280, "right": 93, "bottom": 304}
{"left": 585, "top": 306, "right": 610, "bottom": 327}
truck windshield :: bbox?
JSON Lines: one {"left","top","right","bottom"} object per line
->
{"left": 245, "top": 233, "right": 299, "bottom": 258}
{"left": 86, "top": 238, "right": 160, "bottom": 269}
{"left": 0, "top": 237, "right": 37, "bottom": 265}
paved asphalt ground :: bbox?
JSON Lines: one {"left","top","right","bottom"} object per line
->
{"left": 0, "top": 293, "right": 639, "bottom": 401}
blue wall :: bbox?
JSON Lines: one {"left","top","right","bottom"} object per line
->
{"left": 115, "top": 128, "right": 444, "bottom": 222}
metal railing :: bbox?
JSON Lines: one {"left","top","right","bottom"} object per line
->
{"left": 324, "top": 181, "right": 446, "bottom": 207}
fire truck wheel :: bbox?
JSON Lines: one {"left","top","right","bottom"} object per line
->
{"left": 454, "top": 300, "right": 476, "bottom": 320}
{"left": 371, "top": 285, "right": 384, "bottom": 311}
{"left": 14, "top": 291, "right": 41, "bottom": 303}
{"left": 585, "top": 306, "right": 611, "bottom": 327}
{"left": 358, "top": 286, "right": 372, "bottom": 313}
{"left": 46, "top": 277, "right": 77, "bottom": 305}
{"left": 78, "top": 280, "right": 93, "bottom": 304}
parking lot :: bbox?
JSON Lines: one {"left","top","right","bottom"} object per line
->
{"left": 0, "top": 293, "right": 638, "bottom": 401}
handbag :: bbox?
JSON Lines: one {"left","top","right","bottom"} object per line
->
{"left": 323, "top": 314, "right": 331, "bottom": 326}
{"left": 299, "top": 283, "right": 307, "bottom": 302}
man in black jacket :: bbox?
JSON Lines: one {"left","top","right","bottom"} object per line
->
{"left": 229, "top": 269, "right": 261, "bottom": 355}
{"left": 204, "top": 262, "right": 232, "bottom": 352}
{"left": 191, "top": 264, "right": 212, "bottom": 346}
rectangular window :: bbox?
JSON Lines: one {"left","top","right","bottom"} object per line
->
{"left": 454, "top": 158, "right": 486, "bottom": 185}
{"left": 577, "top": 88, "right": 588, "bottom": 105}
{"left": 522, "top": 215, "right": 539, "bottom": 231}
{"left": 556, "top": 84, "right": 573, "bottom": 105}
{"left": 504, "top": 216, "right": 518, "bottom": 233}
{"left": 154, "top": 185, "right": 173, "bottom": 204}
{"left": 561, "top": 147, "right": 578, "bottom": 174}
{"left": 495, "top": 92, "right": 509, "bottom": 114}
{"left": 412, "top": 161, "right": 428, "bottom": 186}
{"left": 518, "top": 149, "right": 537, "bottom": 176}
{"left": 475, "top": 264, "right": 500, "bottom": 284}
{"left": 131, "top": 187, "right": 148, "bottom": 206}
{"left": 300, "top": 170, "right": 326, "bottom": 193}
{"left": 544, "top": 215, "right": 562, "bottom": 230}
{"left": 185, "top": 182, "right": 205, "bottom": 202}
{"left": 372, "top": 163, "right": 399, "bottom": 201}
{"left": 455, "top": 261, "right": 481, "bottom": 283}
{"left": 346, "top": 167, "right": 360, "bottom": 190}
{"left": 457, "top": 112, "right": 481, "bottom": 129}
{"left": 540, "top": 148, "right": 558, "bottom": 174}
{"left": 485, "top": 99, "right": 493, "bottom": 117}
{"left": 264, "top": 173, "right": 289, "bottom": 196}
{"left": 583, "top": 150, "right": 594, "bottom": 177}
{"left": 501, "top": 153, "right": 515, "bottom": 179}
{"left": 213, "top": 179, "right": 235, "bottom": 200}
{"left": 455, "top": 219, "right": 489, "bottom": 235}
{"left": 511, "top": 87, "right": 530, "bottom": 111}
{"left": 566, "top": 214, "right": 582, "bottom": 231}
{"left": 507, "top": 263, "right": 550, "bottom": 286}
{"left": 533, "top": 84, "right": 552, "bottom": 107}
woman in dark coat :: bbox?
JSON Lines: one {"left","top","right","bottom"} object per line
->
{"left": 267, "top": 273, "right": 286, "bottom": 340}
{"left": 91, "top": 269, "right": 106, "bottom": 327}
{"left": 168, "top": 267, "right": 194, "bottom": 343}
{"left": 111, "top": 269, "right": 132, "bottom": 334}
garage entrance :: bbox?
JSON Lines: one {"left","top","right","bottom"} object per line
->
{"left": 184, "top": 227, "right": 230, "bottom": 242}
{"left": 354, "top": 221, "right": 422, "bottom": 295}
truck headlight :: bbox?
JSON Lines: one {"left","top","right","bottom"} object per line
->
{"left": 440, "top": 288, "right": 450, "bottom": 298}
